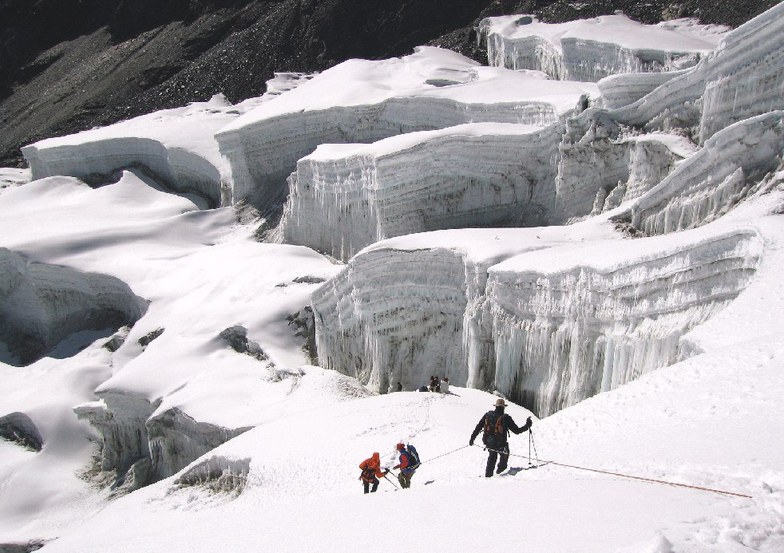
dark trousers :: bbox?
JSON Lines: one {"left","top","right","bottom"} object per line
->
{"left": 363, "top": 478, "right": 379, "bottom": 493}
{"left": 485, "top": 442, "right": 510, "bottom": 477}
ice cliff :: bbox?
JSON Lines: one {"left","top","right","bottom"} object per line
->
{"left": 0, "top": 248, "right": 147, "bottom": 366}
{"left": 309, "top": 4, "right": 784, "bottom": 416}
{"left": 311, "top": 224, "right": 763, "bottom": 416}
{"left": 216, "top": 47, "right": 598, "bottom": 212}
{"left": 478, "top": 14, "right": 726, "bottom": 81}
{"left": 611, "top": 2, "right": 784, "bottom": 142}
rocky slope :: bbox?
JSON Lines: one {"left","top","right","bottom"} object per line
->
{"left": 0, "top": 0, "right": 777, "bottom": 167}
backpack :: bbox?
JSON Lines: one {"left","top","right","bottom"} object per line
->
{"left": 482, "top": 411, "right": 506, "bottom": 447}
{"left": 406, "top": 444, "right": 421, "bottom": 469}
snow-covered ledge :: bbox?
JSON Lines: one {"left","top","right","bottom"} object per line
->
{"left": 612, "top": 3, "right": 784, "bottom": 143}
{"left": 21, "top": 96, "right": 243, "bottom": 208}
{"left": 616, "top": 111, "right": 784, "bottom": 236}
{"left": 280, "top": 123, "right": 562, "bottom": 260}
{"left": 312, "top": 224, "right": 761, "bottom": 417}
{"left": 478, "top": 14, "right": 725, "bottom": 81}
{"left": 215, "top": 47, "right": 598, "bottom": 211}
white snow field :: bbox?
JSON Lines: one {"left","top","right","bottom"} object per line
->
{"left": 2, "top": 3, "right": 784, "bottom": 553}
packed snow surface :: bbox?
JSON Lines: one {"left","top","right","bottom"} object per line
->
{"left": 2, "top": 4, "right": 784, "bottom": 553}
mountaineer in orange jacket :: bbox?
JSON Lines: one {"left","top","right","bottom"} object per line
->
{"left": 359, "top": 452, "right": 388, "bottom": 493}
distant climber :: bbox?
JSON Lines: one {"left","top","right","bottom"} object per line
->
{"left": 359, "top": 452, "right": 388, "bottom": 493}
{"left": 441, "top": 377, "right": 450, "bottom": 394}
{"left": 429, "top": 375, "right": 440, "bottom": 392}
{"left": 392, "top": 443, "right": 418, "bottom": 489}
{"left": 396, "top": 381, "right": 403, "bottom": 392}
{"left": 469, "top": 398, "right": 532, "bottom": 477}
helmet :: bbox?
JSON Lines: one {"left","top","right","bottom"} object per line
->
{"left": 396, "top": 443, "right": 405, "bottom": 450}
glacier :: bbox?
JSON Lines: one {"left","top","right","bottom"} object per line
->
{"left": 611, "top": 2, "right": 784, "bottom": 142}
{"left": 2, "top": 3, "right": 784, "bottom": 549}
{"left": 0, "top": 248, "right": 147, "bottom": 366}
{"left": 306, "top": 5, "right": 784, "bottom": 415}
{"left": 215, "top": 47, "right": 598, "bottom": 212}
{"left": 478, "top": 14, "right": 726, "bottom": 81}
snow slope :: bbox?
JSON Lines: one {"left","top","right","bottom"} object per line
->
{"left": 2, "top": 4, "right": 784, "bottom": 553}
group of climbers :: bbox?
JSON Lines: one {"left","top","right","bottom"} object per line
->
{"left": 359, "top": 443, "right": 420, "bottom": 493}
{"left": 359, "top": 397, "right": 532, "bottom": 492}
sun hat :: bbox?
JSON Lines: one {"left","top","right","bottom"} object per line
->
{"left": 494, "top": 398, "right": 507, "bottom": 407}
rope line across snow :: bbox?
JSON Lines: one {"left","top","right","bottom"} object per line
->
{"left": 473, "top": 444, "right": 752, "bottom": 499}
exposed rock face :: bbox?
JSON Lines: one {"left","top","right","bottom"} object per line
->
{"left": 0, "top": 0, "right": 509, "bottom": 168}
{"left": 0, "top": 248, "right": 147, "bottom": 366}
{"left": 1, "top": 1, "right": 776, "bottom": 168}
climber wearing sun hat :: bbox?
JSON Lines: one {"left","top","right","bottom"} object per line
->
{"left": 469, "top": 397, "right": 532, "bottom": 477}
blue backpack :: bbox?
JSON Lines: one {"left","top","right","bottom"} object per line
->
{"left": 406, "top": 444, "right": 421, "bottom": 469}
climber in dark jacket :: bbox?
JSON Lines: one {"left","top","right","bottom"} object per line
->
{"left": 469, "top": 398, "right": 532, "bottom": 477}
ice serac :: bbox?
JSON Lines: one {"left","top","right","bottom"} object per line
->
{"left": 485, "top": 230, "right": 761, "bottom": 417}
{"left": 171, "top": 456, "right": 251, "bottom": 496}
{"left": 554, "top": 111, "right": 692, "bottom": 222}
{"left": 281, "top": 123, "right": 562, "bottom": 260}
{"left": 613, "top": 3, "right": 784, "bottom": 143}
{"left": 74, "top": 390, "right": 249, "bottom": 491}
{"left": 312, "top": 225, "right": 761, "bottom": 416}
{"left": 312, "top": 246, "right": 473, "bottom": 392}
{"left": 21, "top": 95, "right": 251, "bottom": 207}
{"left": 597, "top": 70, "right": 688, "bottom": 110}
{"left": 0, "top": 248, "right": 147, "bottom": 366}
{"left": 479, "top": 14, "right": 725, "bottom": 82}
{"left": 616, "top": 111, "right": 784, "bottom": 236}
{"left": 215, "top": 47, "right": 598, "bottom": 212}
{"left": 311, "top": 229, "right": 586, "bottom": 392}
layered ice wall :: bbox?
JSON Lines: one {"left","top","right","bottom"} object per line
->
{"left": 74, "top": 391, "right": 249, "bottom": 490}
{"left": 216, "top": 47, "right": 598, "bottom": 210}
{"left": 0, "top": 248, "right": 147, "bottom": 366}
{"left": 479, "top": 14, "right": 725, "bottom": 81}
{"left": 21, "top": 95, "right": 244, "bottom": 207}
{"left": 616, "top": 111, "right": 784, "bottom": 235}
{"left": 312, "top": 226, "right": 762, "bottom": 417}
{"left": 282, "top": 112, "right": 689, "bottom": 260}
{"left": 613, "top": 2, "right": 784, "bottom": 142}
{"left": 485, "top": 230, "right": 762, "bottom": 417}
{"left": 554, "top": 111, "right": 692, "bottom": 221}
{"left": 597, "top": 70, "right": 688, "bottom": 109}
{"left": 313, "top": 247, "right": 472, "bottom": 392}
{"left": 281, "top": 123, "right": 562, "bottom": 260}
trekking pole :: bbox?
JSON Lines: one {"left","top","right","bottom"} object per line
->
{"left": 529, "top": 429, "right": 540, "bottom": 467}
{"left": 384, "top": 474, "right": 399, "bottom": 490}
